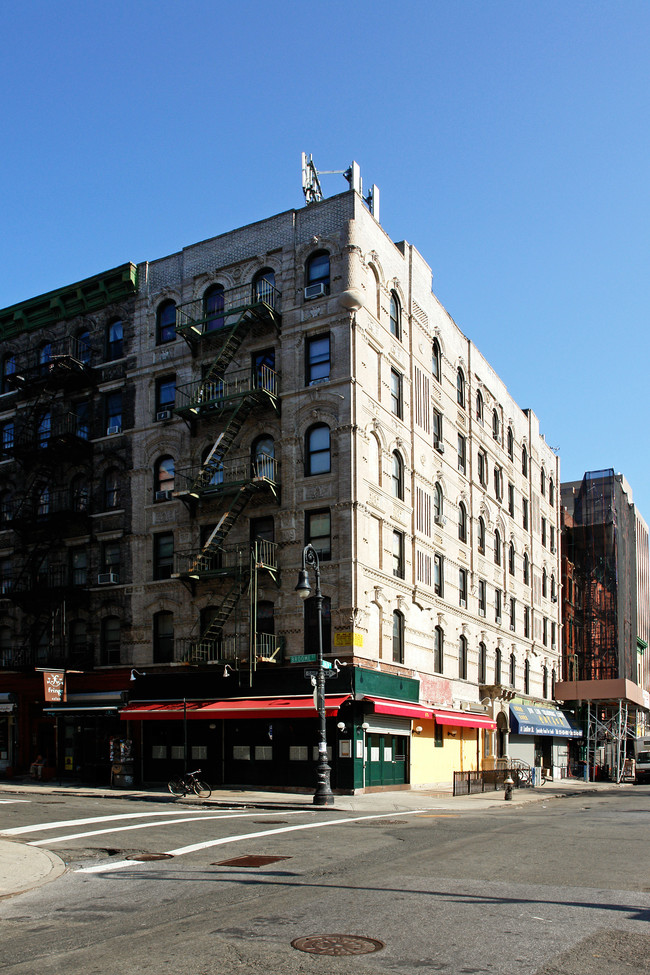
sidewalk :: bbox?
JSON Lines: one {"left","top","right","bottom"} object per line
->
{"left": 0, "top": 778, "right": 628, "bottom": 902}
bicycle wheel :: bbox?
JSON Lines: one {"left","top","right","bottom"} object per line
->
{"left": 192, "top": 779, "right": 211, "bottom": 799}
{"left": 168, "top": 778, "right": 185, "bottom": 797}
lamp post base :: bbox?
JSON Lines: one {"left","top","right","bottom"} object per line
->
{"left": 313, "top": 757, "right": 335, "bottom": 805}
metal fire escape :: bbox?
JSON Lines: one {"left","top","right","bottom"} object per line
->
{"left": 172, "top": 282, "right": 282, "bottom": 677}
{"left": 2, "top": 336, "right": 96, "bottom": 667}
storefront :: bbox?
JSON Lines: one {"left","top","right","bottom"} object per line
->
{"left": 508, "top": 701, "right": 582, "bottom": 776}
{"left": 0, "top": 693, "right": 16, "bottom": 774}
{"left": 44, "top": 692, "right": 125, "bottom": 784}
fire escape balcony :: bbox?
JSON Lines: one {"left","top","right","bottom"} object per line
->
{"left": 10, "top": 486, "right": 92, "bottom": 536}
{"left": 174, "top": 453, "right": 280, "bottom": 504}
{"left": 8, "top": 336, "right": 95, "bottom": 394}
{"left": 174, "top": 366, "right": 279, "bottom": 422}
{"left": 174, "top": 282, "right": 281, "bottom": 348}
{"left": 14, "top": 413, "right": 92, "bottom": 462}
{"left": 178, "top": 632, "right": 285, "bottom": 667}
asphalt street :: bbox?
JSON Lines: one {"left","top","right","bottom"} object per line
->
{"left": 0, "top": 782, "right": 648, "bottom": 975}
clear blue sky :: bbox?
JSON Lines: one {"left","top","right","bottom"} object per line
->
{"left": 2, "top": 2, "right": 649, "bottom": 516}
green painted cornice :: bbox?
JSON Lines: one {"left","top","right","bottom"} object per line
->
{"left": 0, "top": 263, "right": 138, "bottom": 340}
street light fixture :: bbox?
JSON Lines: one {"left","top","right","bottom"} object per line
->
{"left": 295, "top": 543, "right": 334, "bottom": 806}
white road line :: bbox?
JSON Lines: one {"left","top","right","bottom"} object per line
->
{"left": 0, "top": 799, "right": 30, "bottom": 804}
{"left": 76, "top": 810, "right": 427, "bottom": 874}
{"left": 29, "top": 811, "right": 303, "bottom": 846}
{"left": 2, "top": 808, "right": 224, "bottom": 836}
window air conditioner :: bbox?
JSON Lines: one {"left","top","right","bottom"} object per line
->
{"left": 304, "top": 282, "right": 327, "bottom": 300}
{"left": 434, "top": 514, "right": 447, "bottom": 527}
{"left": 155, "top": 490, "right": 173, "bottom": 502}
{"left": 434, "top": 440, "right": 445, "bottom": 454}
{"left": 106, "top": 425, "right": 122, "bottom": 436}
{"left": 551, "top": 595, "right": 558, "bottom": 603}
{"left": 156, "top": 410, "right": 172, "bottom": 422}
{"left": 97, "top": 572, "right": 119, "bottom": 585}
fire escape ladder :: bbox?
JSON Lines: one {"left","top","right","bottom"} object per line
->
{"left": 190, "top": 397, "right": 256, "bottom": 494}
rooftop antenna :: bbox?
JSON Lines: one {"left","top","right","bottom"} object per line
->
{"left": 301, "top": 153, "right": 372, "bottom": 207}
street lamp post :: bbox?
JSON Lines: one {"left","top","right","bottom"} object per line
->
{"left": 295, "top": 543, "right": 334, "bottom": 806}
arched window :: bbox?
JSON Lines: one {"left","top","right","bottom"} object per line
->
{"left": 106, "top": 319, "right": 123, "bottom": 361}
{"left": 2, "top": 354, "right": 15, "bottom": 394}
{"left": 543, "top": 666, "right": 549, "bottom": 698}
{"left": 389, "top": 291, "right": 401, "bottom": 340}
{"left": 524, "top": 658, "right": 530, "bottom": 694}
{"left": 39, "top": 341, "right": 51, "bottom": 376}
{"left": 476, "top": 390, "right": 483, "bottom": 423}
{"left": 434, "top": 626, "right": 444, "bottom": 673}
{"left": 523, "top": 552, "right": 530, "bottom": 585}
{"left": 495, "top": 647, "right": 502, "bottom": 684}
{"left": 104, "top": 468, "right": 120, "bottom": 510}
{"left": 153, "top": 611, "right": 174, "bottom": 663}
{"left": 252, "top": 435, "right": 275, "bottom": 481}
{"left": 305, "top": 595, "right": 331, "bottom": 653}
{"left": 392, "top": 450, "right": 404, "bottom": 500}
{"left": 77, "top": 330, "right": 91, "bottom": 364}
{"left": 522, "top": 445, "right": 528, "bottom": 477}
{"left": 253, "top": 268, "right": 276, "bottom": 307}
{"left": 542, "top": 568, "right": 548, "bottom": 598}
{"left": 37, "top": 411, "right": 51, "bottom": 448}
{"left": 478, "top": 516, "right": 486, "bottom": 554}
{"left": 509, "top": 542, "right": 515, "bottom": 575}
{"left": 492, "top": 409, "right": 500, "bottom": 441}
{"left": 432, "top": 339, "right": 441, "bottom": 382}
{"left": 478, "top": 642, "right": 487, "bottom": 684}
{"left": 458, "top": 635, "right": 468, "bottom": 679}
{"left": 494, "top": 529, "right": 501, "bottom": 565}
{"left": 155, "top": 456, "right": 175, "bottom": 500}
{"left": 392, "top": 610, "right": 404, "bottom": 663}
{"left": 305, "top": 250, "right": 330, "bottom": 295}
{"left": 507, "top": 427, "right": 514, "bottom": 460}
{"left": 434, "top": 482, "right": 444, "bottom": 523}
{"left": 549, "top": 476, "right": 555, "bottom": 506}
{"left": 71, "top": 476, "right": 89, "bottom": 513}
{"left": 156, "top": 300, "right": 176, "bottom": 344}
{"left": 0, "top": 489, "right": 13, "bottom": 524}
{"left": 101, "top": 616, "right": 121, "bottom": 665}
{"left": 203, "top": 284, "right": 225, "bottom": 332}
{"left": 509, "top": 653, "right": 516, "bottom": 687}
{"left": 458, "top": 501, "right": 467, "bottom": 542}
{"left": 550, "top": 573, "right": 556, "bottom": 601}
{"left": 456, "top": 367, "right": 465, "bottom": 408}
{"left": 305, "top": 424, "right": 330, "bottom": 476}
{"left": 541, "top": 467, "right": 546, "bottom": 496}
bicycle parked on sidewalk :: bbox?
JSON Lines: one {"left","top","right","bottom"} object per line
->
{"left": 167, "top": 769, "right": 211, "bottom": 799}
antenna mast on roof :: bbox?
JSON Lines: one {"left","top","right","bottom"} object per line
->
{"left": 301, "top": 153, "right": 379, "bottom": 220}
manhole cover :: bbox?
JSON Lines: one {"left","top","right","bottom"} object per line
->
{"left": 253, "top": 820, "right": 288, "bottom": 824}
{"left": 213, "top": 855, "right": 291, "bottom": 868}
{"left": 291, "top": 935, "right": 384, "bottom": 956}
{"left": 125, "top": 853, "right": 174, "bottom": 861}
{"left": 360, "top": 819, "right": 405, "bottom": 826}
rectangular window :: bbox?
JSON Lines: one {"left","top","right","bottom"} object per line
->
{"left": 156, "top": 375, "right": 176, "bottom": 413}
{"left": 478, "top": 449, "right": 487, "bottom": 487}
{"left": 306, "top": 509, "right": 331, "bottom": 561}
{"left": 510, "top": 597, "right": 516, "bottom": 632}
{"left": 306, "top": 334, "right": 330, "bottom": 385}
{"left": 154, "top": 532, "right": 174, "bottom": 580}
{"left": 434, "top": 553, "right": 444, "bottom": 597}
{"left": 433, "top": 409, "right": 443, "bottom": 451}
{"left": 478, "top": 579, "right": 486, "bottom": 616}
{"left": 105, "top": 391, "right": 123, "bottom": 434}
{"left": 457, "top": 434, "right": 466, "bottom": 475}
{"left": 392, "top": 612, "right": 404, "bottom": 664}
{"left": 550, "top": 525, "right": 556, "bottom": 553}
{"left": 458, "top": 568, "right": 468, "bottom": 608}
{"left": 71, "top": 548, "right": 87, "bottom": 586}
{"left": 494, "top": 465, "right": 503, "bottom": 501}
{"left": 393, "top": 530, "right": 405, "bottom": 579}
{"left": 101, "top": 540, "right": 120, "bottom": 581}
{"left": 543, "top": 616, "right": 548, "bottom": 645}
{"left": 551, "top": 620, "right": 556, "bottom": 648}
{"left": 524, "top": 605, "right": 530, "bottom": 638}
{"left": 390, "top": 369, "right": 403, "bottom": 420}
{"left": 74, "top": 400, "right": 90, "bottom": 440}
{"left": 495, "top": 588, "right": 502, "bottom": 623}
{"left": 541, "top": 516, "right": 547, "bottom": 547}
{"left": 434, "top": 723, "right": 444, "bottom": 747}
{"left": 508, "top": 482, "right": 515, "bottom": 517}
{"left": 523, "top": 497, "right": 529, "bottom": 531}
{"left": 434, "top": 626, "right": 443, "bottom": 673}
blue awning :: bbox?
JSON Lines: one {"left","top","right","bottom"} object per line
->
{"left": 509, "top": 703, "right": 582, "bottom": 738}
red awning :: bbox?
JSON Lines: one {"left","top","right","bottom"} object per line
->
{"left": 121, "top": 695, "right": 350, "bottom": 721}
{"left": 432, "top": 708, "right": 496, "bottom": 730}
{"left": 364, "top": 696, "right": 435, "bottom": 720}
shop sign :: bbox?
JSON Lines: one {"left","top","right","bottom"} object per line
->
{"left": 43, "top": 671, "right": 66, "bottom": 702}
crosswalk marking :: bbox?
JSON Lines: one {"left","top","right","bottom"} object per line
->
{"left": 0, "top": 799, "right": 30, "bottom": 804}
{"left": 29, "top": 810, "right": 303, "bottom": 846}
{"left": 76, "top": 810, "right": 426, "bottom": 874}
{"left": 2, "top": 808, "right": 220, "bottom": 836}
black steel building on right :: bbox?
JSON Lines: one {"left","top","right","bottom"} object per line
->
{"left": 558, "top": 469, "right": 650, "bottom": 780}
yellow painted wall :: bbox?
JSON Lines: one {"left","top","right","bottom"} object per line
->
{"left": 410, "top": 721, "right": 481, "bottom": 786}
